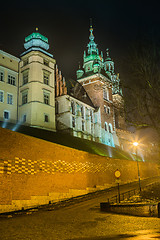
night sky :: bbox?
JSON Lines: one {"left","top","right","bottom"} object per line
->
{"left": 1, "top": 0, "right": 160, "bottom": 80}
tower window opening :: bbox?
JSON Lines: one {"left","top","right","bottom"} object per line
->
{"left": 44, "top": 114, "right": 49, "bottom": 122}
{"left": 43, "top": 72, "right": 50, "bottom": 85}
{"left": 44, "top": 92, "right": 50, "bottom": 105}
{"left": 23, "top": 71, "right": 28, "bottom": 85}
{"left": 44, "top": 59, "right": 49, "bottom": 66}
{"left": 23, "top": 59, "right": 28, "bottom": 66}
{"left": 22, "top": 91, "right": 28, "bottom": 105}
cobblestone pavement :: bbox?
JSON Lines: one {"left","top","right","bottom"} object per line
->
{"left": 0, "top": 178, "right": 160, "bottom": 240}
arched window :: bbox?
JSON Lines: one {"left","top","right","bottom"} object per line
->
{"left": 81, "top": 106, "right": 84, "bottom": 119}
{"left": 105, "top": 122, "right": 108, "bottom": 131}
{"left": 109, "top": 123, "right": 113, "bottom": 133}
{"left": 71, "top": 101, "right": 75, "bottom": 115}
{"left": 90, "top": 109, "right": 93, "bottom": 122}
{"left": 107, "top": 107, "right": 110, "bottom": 114}
{"left": 103, "top": 88, "right": 109, "bottom": 101}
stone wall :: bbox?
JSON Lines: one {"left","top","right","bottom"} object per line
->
{"left": 0, "top": 127, "right": 160, "bottom": 213}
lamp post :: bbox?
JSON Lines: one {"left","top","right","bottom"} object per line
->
{"left": 133, "top": 142, "right": 141, "bottom": 192}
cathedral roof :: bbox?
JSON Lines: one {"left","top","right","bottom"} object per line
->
{"left": 66, "top": 78, "right": 95, "bottom": 107}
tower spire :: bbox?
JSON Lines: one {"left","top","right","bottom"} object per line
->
{"left": 90, "top": 18, "right": 92, "bottom": 28}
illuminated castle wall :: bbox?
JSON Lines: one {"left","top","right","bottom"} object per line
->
{"left": 0, "top": 50, "right": 19, "bottom": 126}
{"left": 0, "top": 28, "right": 127, "bottom": 148}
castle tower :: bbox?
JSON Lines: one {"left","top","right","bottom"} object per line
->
{"left": 19, "top": 29, "right": 56, "bottom": 131}
{"left": 76, "top": 24, "right": 116, "bottom": 147}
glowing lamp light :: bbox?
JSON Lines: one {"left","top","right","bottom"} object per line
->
{"left": 133, "top": 142, "right": 138, "bottom": 147}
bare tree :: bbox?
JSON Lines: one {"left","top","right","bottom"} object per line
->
{"left": 122, "top": 37, "right": 160, "bottom": 140}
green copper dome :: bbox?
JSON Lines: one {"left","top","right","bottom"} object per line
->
{"left": 25, "top": 32, "right": 48, "bottom": 43}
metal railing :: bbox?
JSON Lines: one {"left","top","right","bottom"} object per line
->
{"left": 108, "top": 188, "right": 139, "bottom": 204}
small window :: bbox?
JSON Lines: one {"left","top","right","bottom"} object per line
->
{"left": 23, "top": 71, "right": 28, "bottom": 85}
{"left": 71, "top": 101, "right": 75, "bottom": 115}
{"left": 72, "top": 116, "right": 75, "bottom": 128}
{"left": 107, "top": 107, "right": 110, "bottom": 114}
{"left": 91, "top": 123, "right": 94, "bottom": 134}
{"left": 7, "top": 93, "right": 13, "bottom": 105}
{"left": 44, "top": 92, "right": 50, "bottom": 105}
{"left": 103, "top": 88, "right": 109, "bottom": 100}
{"left": 105, "top": 122, "right": 108, "bottom": 131}
{"left": 8, "top": 75, "right": 16, "bottom": 86}
{"left": 43, "top": 72, "right": 50, "bottom": 85}
{"left": 22, "top": 91, "right": 28, "bottom": 105}
{"left": 44, "top": 114, "right": 49, "bottom": 122}
{"left": 0, "top": 71, "right": 4, "bottom": 82}
{"left": 82, "top": 120, "right": 85, "bottom": 131}
{"left": 109, "top": 123, "right": 112, "bottom": 133}
{"left": 23, "top": 114, "right": 26, "bottom": 122}
{"left": 81, "top": 106, "right": 84, "bottom": 119}
{"left": 104, "top": 105, "right": 107, "bottom": 113}
{"left": 90, "top": 109, "right": 93, "bottom": 122}
{"left": 44, "top": 59, "right": 49, "bottom": 66}
{"left": 23, "top": 59, "right": 28, "bottom": 66}
{"left": 0, "top": 91, "right": 4, "bottom": 102}
{"left": 4, "top": 111, "right": 9, "bottom": 120}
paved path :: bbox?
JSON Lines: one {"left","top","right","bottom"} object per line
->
{"left": 0, "top": 178, "right": 160, "bottom": 240}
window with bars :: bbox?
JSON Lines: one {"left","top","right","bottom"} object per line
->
{"left": 7, "top": 93, "right": 13, "bottom": 105}
{"left": 0, "top": 91, "right": 4, "bottom": 103}
{"left": 22, "top": 91, "right": 28, "bottom": 105}
{"left": 8, "top": 75, "right": 16, "bottom": 85}
{"left": 44, "top": 92, "right": 50, "bottom": 105}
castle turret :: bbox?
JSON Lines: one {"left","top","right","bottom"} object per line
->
{"left": 104, "top": 48, "right": 114, "bottom": 74}
{"left": 19, "top": 29, "right": 56, "bottom": 131}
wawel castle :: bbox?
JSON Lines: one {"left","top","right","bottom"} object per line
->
{"left": 0, "top": 26, "right": 136, "bottom": 152}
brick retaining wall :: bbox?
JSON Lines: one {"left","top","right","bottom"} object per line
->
{"left": 0, "top": 127, "right": 160, "bottom": 213}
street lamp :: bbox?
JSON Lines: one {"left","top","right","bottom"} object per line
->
{"left": 133, "top": 142, "right": 141, "bottom": 192}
